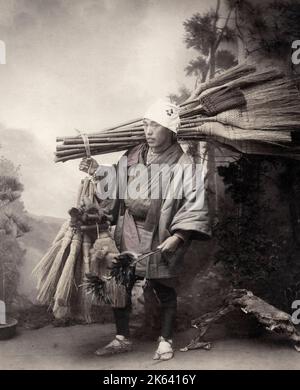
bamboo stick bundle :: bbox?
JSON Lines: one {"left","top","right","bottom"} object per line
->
{"left": 55, "top": 142, "right": 141, "bottom": 163}
{"left": 56, "top": 138, "right": 144, "bottom": 149}
{"left": 87, "top": 117, "right": 142, "bottom": 136}
{"left": 55, "top": 141, "right": 143, "bottom": 157}
{"left": 57, "top": 131, "right": 144, "bottom": 143}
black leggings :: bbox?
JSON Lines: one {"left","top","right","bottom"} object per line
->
{"left": 113, "top": 279, "right": 177, "bottom": 339}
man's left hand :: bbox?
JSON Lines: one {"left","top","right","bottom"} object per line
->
{"left": 157, "top": 236, "right": 182, "bottom": 254}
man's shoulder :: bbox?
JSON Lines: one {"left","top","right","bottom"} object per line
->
{"left": 177, "top": 151, "right": 193, "bottom": 165}
{"left": 121, "top": 143, "right": 147, "bottom": 166}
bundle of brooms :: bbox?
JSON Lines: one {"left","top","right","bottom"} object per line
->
{"left": 33, "top": 175, "right": 129, "bottom": 320}
{"left": 55, "top": 64, "right": 300, "bottom": 161}
{"left": 32, "top": 176, "right": 98, "bottom": 321}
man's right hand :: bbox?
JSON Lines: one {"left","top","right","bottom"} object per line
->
{"left": 79, "top": 157, "right": 99, "bottom": 175}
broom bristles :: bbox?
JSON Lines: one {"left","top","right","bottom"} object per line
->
{"left": 36, "top": 227, "right": 74, "bottom": 304}
{"left": 186, "top": 63, "right": 256, "bottom": 101}
{"left": 32, "top": 220, "right": 69, "bottom": 285}
{"left": 54, "top": 67, "right": 300, "bottom": 161}
{"left": 53, "top": 231, "right": 82, "bottom": 306}
{"left": 182, "top": 122, "right": 291, "bottom": 143}
{"left": 33, "top": 239, "right": 63, "bottom": 290}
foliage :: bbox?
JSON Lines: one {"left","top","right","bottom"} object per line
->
{"left": 0, "top": 154, "right": 30, "bottom": 308}
{"left": 215, "top": 157, "right": 300, "bottom": 312}
{"left": 230, "top": 0, "right": 300, "bottom": 58}
{"left": 168, "top": 86, "right": 191, "bottom": 105}
{"left": 183, "top": 10, "right": 235, "bottom": 54}
{"left": 183, "top": 0, "right": 236, "bottom": 81}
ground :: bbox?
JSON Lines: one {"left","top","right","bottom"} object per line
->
{"left": 1, "top": 322, "right": 300, "bottom": 370}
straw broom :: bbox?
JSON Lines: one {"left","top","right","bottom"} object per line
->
{"left": 34, "top": 240, "right": 63, "bottom": 291}
{"left": 32, "top": 220, "right": 70, "bottom": 287}
{"left": 243, "top": 78, "right": 300, "bottom": 130}
{"left": 54, "top": 70, "right": 300, "bottom": 162}
{"left": 186, "top": 63, "right": 257, "bottom": 101}
{"left": 208, "top": 68, "right": 283, "bottom": 94}
{"left": 178, "top": 122, "right": 291, "bottom": 143}
{"left": 182, "top": 78, "right": 300, "bottom": 131}
{"left": 179, "top": 87, "right": 246, "bottom": 116}
{"left": 53, "top": 230, "right": 82, "bottom": 315}
{"left": 181, "top": 67, "right": 282, "bottom": 114}
{"left": 36, "top": 226, "right": 74, "bottom": 304}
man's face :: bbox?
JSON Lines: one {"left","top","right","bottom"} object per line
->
{"left": 143, "top": 119, "right": 173, "bottom": 148}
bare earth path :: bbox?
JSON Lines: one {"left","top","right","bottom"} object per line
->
{"left": 0, "top": 323, "right": 300, "bottom": 370}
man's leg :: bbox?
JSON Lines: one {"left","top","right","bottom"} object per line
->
{"left": 95, "top": 283, "right": 134, "bottom": 356}
{"left": 150, "top": 280, "right": 177, "bottom": 339}
{"left": 113, "top": 305, "right": 131, "bottom": 338}
{"left": 150, "top": 279, "right": 177, "bottom": 360}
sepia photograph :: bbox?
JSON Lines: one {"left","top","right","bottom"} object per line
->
{"left": 1, "top": 0, "right": 300, "bottom": 378}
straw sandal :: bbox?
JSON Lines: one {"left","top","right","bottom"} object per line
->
{"left": 95, "top": 335, "right": 133, "bottom": 356}
{"left": 152, "top": 336, "right": 174, "bottom": 361}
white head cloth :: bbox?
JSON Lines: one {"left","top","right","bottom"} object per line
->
{"left": 144, "top": 98, "right": 180, "bottom": 133}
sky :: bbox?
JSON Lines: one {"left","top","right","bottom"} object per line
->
{"left": 0, "top": 0, "right": 218, "bottom": 218}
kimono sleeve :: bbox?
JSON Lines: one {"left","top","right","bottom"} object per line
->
{"left": 169, "top": 162, "right": 211, "bottom": 241}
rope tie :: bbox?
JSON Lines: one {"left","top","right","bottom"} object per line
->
{"left": 76, "top": 129, "right": 92, "bottom": 175}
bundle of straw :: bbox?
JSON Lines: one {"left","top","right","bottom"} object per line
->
{"left": 32, "top": 220, "right": 69, "bottom": 290}
{"left": 36, "top": 226, "right": 74, "bottom": 305}
{"left": 34, "top": 173, "right": 102, "bottom": 320}
{"left": 53, "top": 230, "right": 82, "bottom": 318}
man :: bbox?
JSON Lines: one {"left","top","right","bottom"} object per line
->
{"left": 79, "top": 98, "right": 211, "bottom": 360}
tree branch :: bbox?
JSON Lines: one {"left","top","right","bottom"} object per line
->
{"left": 215, "top": 5, "right": 233, "bottom": 50}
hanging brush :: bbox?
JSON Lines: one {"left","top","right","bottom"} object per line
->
{"left": 81, "top": 248, "right": 161, "bottom": 305}
{"left": 82, "top": 274, "right": 112, "bottom": 305}
{"left": 110, "top": 248, "right": 161, "bottom": 288}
